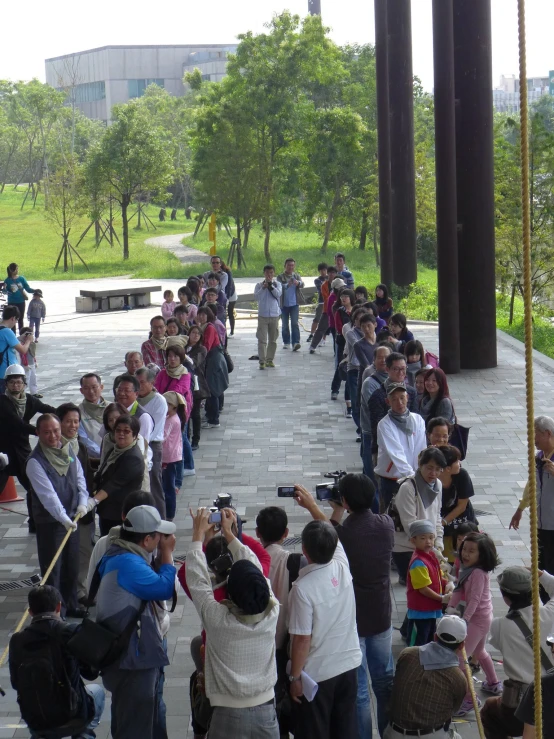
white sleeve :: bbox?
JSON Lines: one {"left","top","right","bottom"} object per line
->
{"left": 139, "top": 413, "right": 154, "bottom": 443}
{"left": 78, "top": 422, "right": 101, "bottom": 457}
{"left": 254, "top": 282, "right": 263, "bottom": 297}
{"left": 26, "top": 459, "right": 71, "bottom": 525}
{"left": 228, "top": 537, "right": 262, "bottom": 571}
{"left": 75, "top": 459, "right": 89, "bottom": 508}
{"left": 378, "top": 421, "right": 415, "bottom": 478}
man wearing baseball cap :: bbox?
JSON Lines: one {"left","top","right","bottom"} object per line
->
{"left": 94, "top": 505, "right": 177, "bottom": 739}
{"left": 481, "top": 565, "right": 554, "bottom": 739}
{"left": 385, "top": 615, "right": 468, "bottom": 738}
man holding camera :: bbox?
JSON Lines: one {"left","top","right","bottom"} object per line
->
{"left": 186, "top": 507, "right": 280, "bottom": 738}
{"left": 254, "top": 264, "right": 282, "bottom": 370}
{"left": 288, "top": 485, "right": 361, "bottom": 738}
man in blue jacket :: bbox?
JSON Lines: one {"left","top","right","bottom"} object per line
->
{"left": 95, "top": 505, "right": 177, "bottom": 739}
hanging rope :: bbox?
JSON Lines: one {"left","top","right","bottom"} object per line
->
{"left": 462, "top": 645, "right": 485, "bottom": 738}
{"left": 517, "top": 0, "right": 543, "bottom": 737}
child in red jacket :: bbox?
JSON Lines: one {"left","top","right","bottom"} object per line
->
{"left": 406, "top": 519, "right": 452, "bottom": 646}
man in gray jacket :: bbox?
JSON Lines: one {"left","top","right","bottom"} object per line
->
{"left": 277, "top": 258, "right": 304, "bottom": 351}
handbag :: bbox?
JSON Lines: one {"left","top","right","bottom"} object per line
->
{"left": 450, "top": 421, "right": 470, "bottom": 461}
{"left": 223, "top": 349, "right": 234, "bottom": 374}
{"left": 387, "top": 478, "right": 416, "bottom": 533}
{"left": 67, "top": 565, "right": 147, "bottom": 671}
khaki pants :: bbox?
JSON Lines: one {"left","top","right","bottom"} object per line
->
{"left": 257, "top": 316, "right": 280, "bottom": 362}
{"left": 481, "top": 696, "right": 524, "bottom": 739}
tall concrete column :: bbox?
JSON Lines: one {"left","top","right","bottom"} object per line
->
{"left": 308, "top": 0, "right": 321, "bottom": 15}
{"left": 388, "top": 0, "right": 417, "bottom": 286}
{"left": 432, "top": 0, "right": 460, "bottom": 374}
{"left": 453, "top": 0, "right": 497, "bottom": 369}
{"left": 374, "top": 0, "right": 393, "bottom": 288}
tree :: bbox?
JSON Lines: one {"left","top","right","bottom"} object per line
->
{"left": 86, "top": 101, "right": 174, "bottom": 258}
{"left": 44, "top": 158, "right": 88, "bottom": 272}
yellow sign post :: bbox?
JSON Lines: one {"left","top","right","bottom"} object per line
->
{"left": 208, "top": 213, "right": 216, "bottom": 255}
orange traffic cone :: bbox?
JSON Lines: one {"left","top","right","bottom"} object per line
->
{"left": 0, "top": 477, "right": 24, "bottom": 503}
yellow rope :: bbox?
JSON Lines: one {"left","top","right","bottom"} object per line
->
{"left": 462, "top": 646, "right": 485, "bottom": 739}
{"left": 0, "top": 514, "right": 82, "bottom": 670}
{"left": 518, "top": 1, "right": 543, "bottom": 736}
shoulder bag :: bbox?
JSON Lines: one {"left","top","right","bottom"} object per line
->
{"left": 387, "top": 478, "right": 417, "bottom": 533}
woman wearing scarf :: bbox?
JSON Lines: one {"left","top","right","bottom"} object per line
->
{"left": 154, "top": 344, "right": 192, "bottom": 417}
{"left": 186, "top": 325, "right": 209, "bottom": 451}
{"left": 392, "top": 446, "right": 447, "bottom": 587}
{"left": 197, "top": 307, "right": 229, "bottom": 429}
{"left": 90, "top": 414, "right": 145, "bottom": 536}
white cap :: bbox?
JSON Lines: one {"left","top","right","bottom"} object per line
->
{"left": 4, "top": 364, "right": 26, "bottom": 379}
{"left": 331, "top": 278, "right": 345, "bottom": 289}
{"left": 436, "top": 615, "right": 467, "bottom": 645}
{"left": 122, "top": 505, "right": 176, "bottom": 535}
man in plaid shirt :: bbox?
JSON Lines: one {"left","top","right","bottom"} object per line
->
{"left": 141, "top": 316, "right": 167, "bottom": 368}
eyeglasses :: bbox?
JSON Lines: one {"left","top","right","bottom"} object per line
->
{"left": 7, "top": 379, "right": 24, "bottom": 386}
{"left": 390, "top": 366, "right": 407, "bottom": 374}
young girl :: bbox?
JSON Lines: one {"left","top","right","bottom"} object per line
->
{"left": 166, "top": 317, "right": 183, "bottom": 336}
{"left": 374, "top": 283, "right": 393, "bottom": 323}
{"left": 404, "top": 339, "right": 432, "bottom": 388}
{"left": 187, "top": 277, "right": 202, "bottom": 306}
{"left": 389, "top": 313, "right": 414, "bottom": 349}
{"left": 448, "top": 533, "right": 502, "bottom": 715}
{"left": 451, "top": 522, "right": 480, "bottom": 579}
{"left": 161, "top": 392, "right": 185, "bottom": 521}
{"left": 19, "top": 326, "right": 41, "bottom": 397}
{"left": 161, "top": 289, "right": 176, "bottom": 320}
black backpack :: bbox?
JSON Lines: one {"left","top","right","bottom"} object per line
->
{"left": 286, "top": 553, "right": 302, "bottom": 590}
{"left": 14, "top": 623, "right": 80, "bottom": 731}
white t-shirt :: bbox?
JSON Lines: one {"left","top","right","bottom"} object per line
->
{"left": 288, "top": 541, "right": 361, "bottom": 683}
{"left": 265, "top": 543, "right": 306, "bottom": 650}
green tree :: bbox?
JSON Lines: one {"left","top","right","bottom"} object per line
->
{"left": 86, "top": 101, "right": 174, "bottom": 259}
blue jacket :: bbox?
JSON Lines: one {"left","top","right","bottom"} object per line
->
{"left": 96, "top": 544, "right": 176, "bottom": 670}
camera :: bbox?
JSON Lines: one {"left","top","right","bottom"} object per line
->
{"left": 213, "top": 493, "right": 233, "bottom": 510}
{"left": 208, "top": 510, "right": 222, "bottom": 524}
{"left": 210, "top": 552, "right": 234, "bottom": 576}
{"left": 315, "top": 471, "right": 346, "bottom": 503}
{"left": 277, "top": 486, "right": 296, "bottom": 498}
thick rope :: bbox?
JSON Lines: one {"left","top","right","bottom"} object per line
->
{"left": 0, "top": 513, "right": 82, "bottom": 671}
{"left": 462, "top": 646, "right": 485, "bottom": 738}
{"left": 518, "top": 1, "right": 543, "bottom": 736}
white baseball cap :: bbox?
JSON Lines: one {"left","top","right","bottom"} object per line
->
{"left": 436, "top": 615, "right": 467, "bottom": 645}
{"left": 122, "top": 505, "right": 176, "bottom": 535}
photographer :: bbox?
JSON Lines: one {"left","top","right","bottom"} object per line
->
{"left": 186, "top": 508, "right": 280, "bottom": 738}
{"left": 288, "top": 485, "right": 362, "bottom": 739}
{"left": 254, "top": 264, "right": 282, "bottom": 370}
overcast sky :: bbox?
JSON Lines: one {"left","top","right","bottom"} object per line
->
{"left": 2, "top": 0, "right": 553, "bottom": 90}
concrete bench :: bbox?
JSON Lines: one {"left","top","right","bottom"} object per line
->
{"left": 235, "top": 285, "right": 317, "bottom": 309}
{"left": 76, "top": 285, "right": 162, "bottom": 313}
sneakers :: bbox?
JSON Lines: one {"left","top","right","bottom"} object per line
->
{"left": 283, "top": 344, "right": 290, "bottom": 349}
{"left": 320, "top": 339, "right": 326, "bottom": 347}
{"left": 331, "top": 392, "right": 338, "bottom": 400}
{"left": 345, "top": 407, "right": 353, "bottom": 418}
{"left": 293, "top": 343, "right": 301, "bottom": 351}
{"left": 182, "top": 469, "right": 196, "bottom": 477}
{"left": 265, "top": 360, "right": 276, "bottom": 368}
{"left": 259, "top": 361, "right": 265, "bottom": 370}
{"left": 306, "top": 334, "right": 313, "bottom": 343}
{"left": 356, "top": 435, "right": 362, "bottom": 443}
{"left": 309, "top": 349, "right": 315, "bottom": 354}
{"left": 201, "top": 421, "right": 220, "bottom": 429}
{"left": 481, "top": 681, "right": 503, "bottom": 695}
{"left": 191, "top": 443, "right": 199, "bottom": 451}
{"left": 454, "top": 697, "right": 482, "bottom": 717}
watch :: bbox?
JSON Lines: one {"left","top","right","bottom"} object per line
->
{"left": 288, "top": 674, "right": 301, "bottom": 683}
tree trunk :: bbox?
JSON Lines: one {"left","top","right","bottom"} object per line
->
{"left": 359, "top": 209, "right": 369, "bottom": 250}
{"left": 509, "top": 283, "right": 516, "bottom": 325}
{"left": 236, "top": 218, "right": 242, "bottom": 244}
{"left": 137, "top": 203, "right": 142, "bottom": 229}
{"left": 122, "top": 198, "right": 130, "bottom": 259}
{"left": 95, "top": 220, "right": 101, "bottom": 246}
{"left": 263, "top": 217, "right": 271, "bottom": 262}
{"left": 373, "top": 221, "right": 380, "bottom": 267}
{"left": 321, "top": 187, "right": 341, "bottom": 253}
{"left": 243, "top": 222, "right": 251, "bottom": 249}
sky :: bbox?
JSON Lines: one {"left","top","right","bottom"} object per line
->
{"left": 2, "top": 0, "right": 554, "bottom": 91}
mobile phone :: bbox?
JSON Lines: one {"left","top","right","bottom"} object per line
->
{"left": 315, "top": 483, "right": 334, "bottom": 501}
{"left": 209, "top": 511, "right": 222, "bottom": 524}
{"left": 277, "top": 486, "right": 296, "bottom": 498}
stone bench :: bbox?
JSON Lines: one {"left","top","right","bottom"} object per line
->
{"left": 76, "top": 285, "right": 162, "bottom": 313}
{"left": 235, "top": 285, "right": 317, "bottom": 309}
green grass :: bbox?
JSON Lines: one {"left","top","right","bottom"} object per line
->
{"left": 496, "top": 292, "right": 554, "bottom": 360}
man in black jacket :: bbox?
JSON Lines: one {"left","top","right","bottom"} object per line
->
{"left": 9, "top": 584, "right": 105, "bottom": 739}
{"left": 0, "top": 364, "right": 56, "bottom": 531}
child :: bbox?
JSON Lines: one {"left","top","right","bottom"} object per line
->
{"left": 389, "top": 313, "right": 414, "bottom": 349}
{"left": 452, "top": 522, "right": 480, "bottom": 579}
{"left": 161, "top": 392, "right": 185, "bottom": 521}
{"left": 26, "top": 289, "right": 46, "bottom": 341}
{"left": 161, "top": 289, "right": 176, "bottom": 320}
{"left": 406, "top": 519, "right": 452, "bottom": 646}
{"left": 307, "top": 263, "right": 328, "bottom": 343}
{"left": 177, "top": 286, "right": 197, "bottom": 324}
{"left": 354, "top": 285, "right": 368, "bottom": 303}
{"left": 202, "top": 288, "right": 227, "bottom": 324}
{"left": 414, "top": 368, "right": 428, "bottom": 411}
{"left": 19, "top": 327, "right": 41, "bottom": 397}
{"left": 449, "top": 533, "right": 502, "bottom": 716}
{"left": 404, "top": 339, "right": 432, "bottom": 388}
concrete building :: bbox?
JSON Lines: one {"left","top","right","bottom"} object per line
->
{"left": 45, "top": 44, "right": 238, "bottom": 123}
{"left": 493, "top": 72, "right": 552, "bottom": 113}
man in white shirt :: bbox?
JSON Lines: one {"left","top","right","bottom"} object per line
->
{"left": 136, "top": 367, "right": 168, "bottom": 519}
{"left": 254, "top": 265, "right": 283, "bottom": 370}
{"left": 114, "top": 374, "right": 154, "bottom": 443}
{"left": 374, "top": 383, "right": 427, "bottom": 510}
{"left": 78, "top": 372, "right": 108, "bottom": 459}
{"left": 481, "top": 566, "right": 554, "bottom": 739}
{"left": 26, "top": 414, "right": 91, "bottom": 618}
{"left": 288, "top": 486, "right": 361, "bottom": 738}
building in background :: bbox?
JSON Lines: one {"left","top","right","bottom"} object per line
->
{"left": 493, "top": 72, "right": 552, "bottom": 113}
{"left": 45, "top": 44, "right": 238, "bottom": 124}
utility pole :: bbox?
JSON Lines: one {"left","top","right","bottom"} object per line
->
{"left": 308, "top": 0, "right": 321, "bottom": 15}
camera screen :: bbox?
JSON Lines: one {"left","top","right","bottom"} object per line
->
{"left": 209, "top": 511, "right": 222, "bottom": 524}
{"left": 315, "top": 483, "right": 334, "bottom": 501}
{"left": 277, "top": 486, "right": 296, "bottom": 497}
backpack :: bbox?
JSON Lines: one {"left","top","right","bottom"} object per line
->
{"left": 387, "top": 477, "right": 418, "bottom": 533}
{"left": 286, "top": 553, "right": 302, "bottom": 590}
{"left": 14, "top": 623, "right": 80, "bottom": 731}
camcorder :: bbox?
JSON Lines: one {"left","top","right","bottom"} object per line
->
{"left": 210, "top": 551, "right": 234, "bottom": 576}
{"left": 208, "top": 493, "right": 244, "bottom": 536}
{"left": 315, "top": 470, "right": 346, "bottom": 503}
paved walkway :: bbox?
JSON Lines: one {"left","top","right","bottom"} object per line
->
{"left": 0, "top": 291, "right": 547, "bottom": 737}
{"left": 145, "top": 232, "right": 208, "bottom": 265}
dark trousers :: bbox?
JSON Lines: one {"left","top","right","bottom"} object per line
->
{"left": 347, "top": 369, "right": 360, "bottom": 431}
{"left": 539, "top": 529, "right": 554, "bottom": 603}
{"left": 162, "top": 462, "right": 179, "bottom": 520}
{"left": 35, "top": 521, "right": 79, "bottom": 613}
{"left": 149, "top": 440, "right": 166, "bottom": 519}
{"left": 205, "top": 395, "right": 221, "bottom": 424}
{"left": 407, "top": 618, "right": 437, "bottom": 647}
{"left": 99, "top": 516, "right": 121, "bottom": 537}
{"left": 191, "top": 400, "right": 202, "bottom": 445}
{"left": 392, "top": 551, "right": 412, "bottom": 584}
{"left": 228, "top": 300, "right": 236, "bottom": 334}
{"left": 310, "top": 313, "right": 329, "bottom": 349}
{"left": 378, "top": 477, "right": 400, "bottom": 513}
{"left": 293, "top": 667, "right": 358, "bottom": 739}
{"left": 29, "top": 316, "right": 41, "bottom": 339}
{"left": 480, "top": 696, "right": 524, "bottom": 739}
{"left": 102, "top": 666, "right": 159, "bottom": 739}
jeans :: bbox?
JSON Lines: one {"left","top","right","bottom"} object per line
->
{"left": 347, "top": 369, "right": 360, "bottom": 430}
{"left": 361, "top": 433, "right": 378, "bottom": 502}
{"left": 205, "top": 395, "right": 221, "bottom": 425}
{"left": 162, "top": 462, "right": 179, "bottom": 519}
{"left": 378, "top": 477, "right": 400, "bottom": 513}
{"left": 154, "top": 637, "right": 168, "bottom": 739}
{"left": 29, "top": 316, "right": 41, "bottom": 339}
{"left": 208, "top": 703, "right": 279, "bottom": 739}
{"left": 102, "top": 666, "right": 159, "bottom": 739}
{"left": 356, "top": 627, "right": 394, "bottom": 739}
{"left": 281, "top": 304, "right": 300, "bottom": 346}
{"left": 30, "top": 683, "right": 105, "bottom": 739}
{"left": 182, "top": 423, "right": 195, "bottom": 470}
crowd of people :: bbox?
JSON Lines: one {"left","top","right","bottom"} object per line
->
{"left": 0, "top": 254, "right": 551, "bottom": 739}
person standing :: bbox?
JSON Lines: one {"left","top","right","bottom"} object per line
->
{"left": 136, "top": 367, "right": 168, "bottom": 519}
{"left": 309, "top": 266, "right": 338, "bottom": 352}
{"left": 78, "top": 373, "right": 108, "bottom": 459}
{"left": 254, "top": 264, "right": 282, "bottom": 370}
{"left": 0, "top": 306, "right": 32, "bottom": 392}
{"left": 26, "top": 289, "right": 46, "bottom": 341}
{"left": 141, "top": 316, "right": 167, "bottom": 368}
{"left": 306, "top": 263, "right": 328, "bottom": 344}
{"left": 277, "top": 258, "right": 304, "bottom": 351}
{"left": 5, "top": 263, "right": 34, "bottom": 333}
{"left": 26, "top": 414, "right": 91, "bottom": 617}
{"left": 334, "top": 252, "right": 354, "bottom": 288}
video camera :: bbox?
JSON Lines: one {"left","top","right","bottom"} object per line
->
{"left": 208, "top": 493, "right": 243, "bottom": 537}
{"left": 315, "top": 470, "right": 346, "bottom": 503}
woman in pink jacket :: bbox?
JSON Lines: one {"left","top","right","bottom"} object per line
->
{"left": 154, "top": 345, "right": 192, "bottom": 420}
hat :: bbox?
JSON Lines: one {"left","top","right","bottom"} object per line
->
{"left": 163, "top": 391, "right": 186, "bottom": 409}
{"left": 122, "top": 505, "right": 176, "bottom": 535}
{"left": 387, "top": 382, "right": 407, "bottom": 396}
{"left": 497, "top": 566, "right": 532, "bottom": 595}
{"left": 436, "top": 615, "right": 467, "bottom": 645}
{"left": 33, "top": 289, "right": 43, "bottom": 297}
{"left": 227, "top": 559, "right": 270, "bottom": 615}
{"left": 331, "top": 278, "right": 345, "bottom": 289}
{"left": 409, "top": 519, "right": 435, "bottom": 537}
